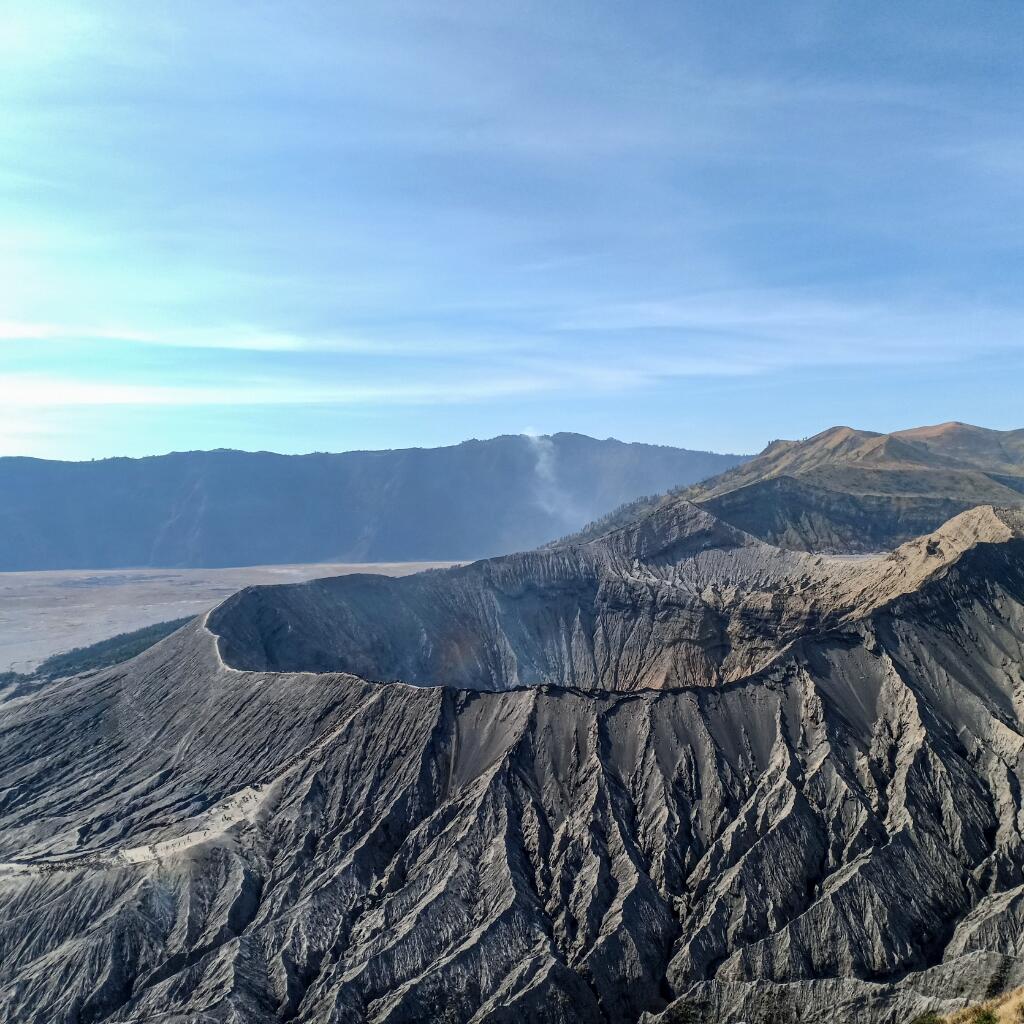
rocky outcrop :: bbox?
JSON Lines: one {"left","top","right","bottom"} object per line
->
{"left": 2, "top": 505, "right": 1024, "bottom": 1022}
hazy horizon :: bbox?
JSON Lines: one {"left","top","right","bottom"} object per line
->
{"left": 4, "top": 419, "right": 1024, "bottom": 464}
{"left": 1, "top": 429, "right": 755, "bottom": 463}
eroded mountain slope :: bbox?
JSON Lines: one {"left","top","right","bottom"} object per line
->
{"left": 1, "top": 507, "right": 1024, "bottom": 1023}
{"left": 567, "top": 422, "right": 1024, "bottom": 554}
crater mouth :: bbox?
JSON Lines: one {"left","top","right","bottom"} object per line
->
{"left": 206, "top": 504, "right": 1024, "bottom": 693}
{"left": 207, "top": 560, "right": 628, "bottom": 690}
{"left": 204, "top": 505, "right": 824, "bottom": 691}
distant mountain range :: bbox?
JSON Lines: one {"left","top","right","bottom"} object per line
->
{"left": 570, "top": 421, "right": 1024, "bottom": 553}
{"left": 0, "top": 434, "right": 745, "bottom": 570}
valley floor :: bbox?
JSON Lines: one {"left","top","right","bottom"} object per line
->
{"left": 0, "top": 560, "right": 459, "bottom": 673}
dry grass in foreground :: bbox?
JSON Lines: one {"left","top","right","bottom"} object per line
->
{"left": 912, "top": 987, "right": 1024, "bottom": 1024}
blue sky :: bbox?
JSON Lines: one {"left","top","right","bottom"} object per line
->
{"left": 2, "top": 1, "right": 1022, "bottom": 459}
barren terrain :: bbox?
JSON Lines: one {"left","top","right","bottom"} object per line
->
{"left": 3, "top": 502, "right": 1024, "bottom": 1022}
{"left": 0, "top": 562, "right": 457, "bottom": 673}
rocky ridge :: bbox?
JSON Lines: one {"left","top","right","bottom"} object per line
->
{"left": 567, "top": 422, "right": 1024, "bottom": 555}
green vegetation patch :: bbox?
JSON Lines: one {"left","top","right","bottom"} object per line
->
{"left": 32, "top": 617, "right": 192, "bottom": 680}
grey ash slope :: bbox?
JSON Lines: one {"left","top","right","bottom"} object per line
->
{"left": 3, "top": 504, "right": 1024, "bottom": 1022}
{"left": 0, "top": 433, "right": 744, "bottom": 570}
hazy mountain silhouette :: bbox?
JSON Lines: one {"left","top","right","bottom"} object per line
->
{"left": 0, "top": 433, "right": 745, "bottom": 570}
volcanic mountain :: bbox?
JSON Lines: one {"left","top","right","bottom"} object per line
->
{"left": 3, "top": 496, "right": 1024, "bottom": 1022}
{"left": 0, "top": 433, "right": 744, "bottom": 570}
{"left": 573, "top": 421, "right": 1024, "bottom": 554}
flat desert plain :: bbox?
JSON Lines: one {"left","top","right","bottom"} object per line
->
{"left": 0, "top": 561, "right": 458, "bottom": 673}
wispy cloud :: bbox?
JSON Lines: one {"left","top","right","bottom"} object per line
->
{"left": 555, "top": 293, "right": 1024, "bottom": 367}
{"left": 0, "top": 321, "right": 372, "bottom": 352}
{"left": 0, "top": 371, "right": 565, "bottom": 408}
{"left": 9, "top": 289, "right": 1019, "bottom": 417}
{"left": 2, "top": 1, "right": 1022, "bottom": 457}
{"left": 0, "top": 321, "right": 537, "bottom": 357}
